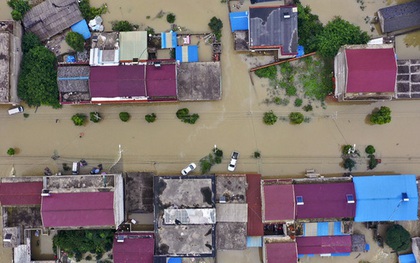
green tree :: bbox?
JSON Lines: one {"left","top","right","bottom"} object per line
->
{"left": 208, "top": 16, "right": 223, "bottom": 41}
{"left": 315, "top": 17, "right": 369, "bottom": 58}
{"left": 145, "top": 113, "right": 156, "bottom": 123}
{"left": 166, "top": 13, "right": 176, "bottom": 23}
{"left": 253, "top": 151, "right": 261, "bottom": 159}
{"left": 263, "top": 111, "right": 278, "bottom": 125}
{"left": 296, "top": 1, "right": 324, "bottom": 53}
{"left": 385, "top": 224, "right": 411, "bottom": 251}
{"left": 342, "top": 144, "right": 353, "bottom": 155}
{"left": 89, "top": 112, "right": 102, "bottom": 123}
{"left": 7, "top": 0, "right": 30, "bottom": 21}
{"left": 18, "top": 46, "right": 60, "bottom": 107}
{"left": 365, "top": 145, "right": 376, "bottom": 155}
{"left": 7, "top": 148, "right": 15, "bottom": 156}
{"left": 255, "top": 66, "right": 277, "bottom": 80}
{"left": 176, "top": 108, "right": 189, "bottom": 119}
{"left": 343, "top": 157, "right": 356, "bottom": 171}
{"left": 66, "top": 32, "right": 85, "bottom": 52}
{"left": 294, "top": 98, "right": 303, "bottom": 107}
{"left": 370, "top": 106, "right": 391, "bottom": 125}
{"left": 119, "top": 112, "right": 130, "bottom": 122}
{"left": 289, "top": 112, "right": 304, "bottom": 124}
{"left": 71, "top": 114, "right": 87, "bottom": 126}
{"left": 303, "top": 104, "right": 313, "bottom": 112}
{"left": 22, "top": 32, "right": 41, "bottom": 53}
{"left": 78, "top": 0, "right": 108, "bottom": 21}
{"left": 112, "top": 20, "right": 136, "bottom": 31}
{"left": 368, "top": 155, "right": 378, "bottom": 170}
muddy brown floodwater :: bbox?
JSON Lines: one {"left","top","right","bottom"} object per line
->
{"left": 0, "top": 0, "right": 420, "bottom": 262}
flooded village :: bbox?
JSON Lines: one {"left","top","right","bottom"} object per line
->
{"left": 0, "top": 0, "right": 420, "bottom": 262}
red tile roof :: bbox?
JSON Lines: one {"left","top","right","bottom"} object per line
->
{"left": 89, "top": 65, "right": 146, "bottom": 98}
{"left": 263, "top": 183, "right": 295, "bottom": 221}
{"left": 246, "top": 174, "right": 263, "bottom": 236}
{"left": 0, "top": 182, "right": 43, "bottom": 206}
{"left": 146, "top": 64, "right": 177, "bottom": 98}
{"left": 297, "top": 236, "right": 352, "bottom": 254}
{"left": 41, "top": 192, "right": 115, "bottom": 228}
{"left": 346, "top": 48, "right": 397, "bottom": 93}
{"left": 265, "top": 242, "right": 298, "bottom": 263}
{"left": 294, "top": 183, "right": 356, "bottom": 219}
{"left": 113, "top": 232, "right": 154, "bottom": 263}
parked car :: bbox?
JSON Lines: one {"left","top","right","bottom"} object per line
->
{"left": 228, "top": 151, "right": 239, "bottom": 171}
{"left": 181, "top": 163, "right": 196, "bottom": 175}
{"left": 8, "top": 106, "right": 24, "bottom": 115}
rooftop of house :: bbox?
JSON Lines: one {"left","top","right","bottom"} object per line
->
{"left": 23, "top": 0, "right": 83, "bottom": 41}
{"left": 378, "top": 1, "right": 420, "bottom": 33}
{"left": 119, "top": 31, "right": 148, "bottom": 61}
{"left": 262, "top": 181, "right": 295, "bottom": 221}
{"left": 125, "top": 172, "right": 154, "bottom": 214}
{"left": 294, "top": 182, "right": 356, "bottom": 219}
{"left": 264, "top": 241, "right": 298, "bottom": 263}
{"left": 3, "top": 206, "right": 42, "bottom": 228}
{"left": 44, "top": 174, "right": 116, "bottom": 193}
{"left": 216, "top": 222, "right": 247, "bottom": 250}
{"left": 113, "top": 232, "right": 154, "bottom": 263}
{"left": 249, "top": 5, "right": 298, "bottom": 54}
{"left": 0, "top": 181, "right": 43, "bottom": 206}
{"left": 297, "top": 236, "right": 352, "bottom": 255}
{"left": 215, "top": 175, "right": 247, "bottom": 203}
{"left": 177, "top": 62, "right": 222, "bottom": 101}
{"left": 0, "top": 32, "right": 10, "bottom": 103}
{"left": 91, "top": 32, "right": 119, "bottom": 50}
{"left": 246, "top": 174, "right": 263, "bottom": 236}
{"left": 57, "top": 65, "right": 90, "bottom": 96}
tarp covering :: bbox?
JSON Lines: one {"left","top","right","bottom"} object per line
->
{"left": 71, "top": 19, "right": 91, "bottom": 40}
{"left": 229, "top": 11, "right": 249, "bottom": 32}
{"left": 175, "top": 46, "right": 199, "bottom": 62}
{"left": 399, "top": 254, "right": 416, "bottom": 263}
{"left": 161, "top": 31, "right": 177, "bottom": 48}
{"left": 353, "top": 175, "right": 418, "bottom": 222}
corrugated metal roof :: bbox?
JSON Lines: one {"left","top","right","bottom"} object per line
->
{"left": 120, "top": 31, "right": 148, "bottom": 61}
{"left": 262, "top": 183, "right": 295, "bottom": 221}
{"left": 294, "top": 183, "right": 356, "bottom": 219}
{"left": 113, "top": 233, "right": 154, "bottom": 263}
{"left": 229, "top": 12, "right": 249, "bottom": 32}
{"left": 0, "top": 182, "right": 43, "bottom": 206}
{"left": 161, "top": 31, "right": 177, "bottom": 49}
{"left": 265, "top": 242, "right": 297, "bottom": 263}
{"left": 346, "top": 48, "right": 397, "bottom": 93}
{"left": 41, "top": 192, "right": 115, "bottom": 227}
{"left": 146, "top": 63, "right": 177, "bottom": 99}
{"left": 297, "top": 236, "right": 352, "bottom": 255}
{"left": 175, "top": 46, "right": 199, "bottom": 62}
{"left": 378, "top": 1, "right": 420, "bottom": 33}
{"left": 353, "top": 175, "right": 418, "bottom": 222}
{"left": 246, "top": 174, "right": 263, "bottom": 236}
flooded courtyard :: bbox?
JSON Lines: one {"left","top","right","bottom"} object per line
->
{"left": 0, "top": 0, "right": 420, "bottom": 262}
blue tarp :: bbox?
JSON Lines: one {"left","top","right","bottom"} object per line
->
{"left": 161, "top": 31, "right": 177, "bottom": 48}
{"left": 229, "top": 11, "right": 249, "bottom": 32}
{"left": 71, "top": 20, "right": 91, "bottom": 40}
{"left": 168, "top": 258, "right": 182, "bottom": 263}
{"left": 399, "top": 254, "right": 416, "bottom": 263}
{"left": 354, "top": 175, "right": 418, "bottom": 222}
{"left": 175, "top": 45, "right": 199, "bottom": 62}
{"left": 246, "top": 236, "right": 262, "bottom": 247}
{"left": 297, "top": 45, "right": 305, "bottom": 57}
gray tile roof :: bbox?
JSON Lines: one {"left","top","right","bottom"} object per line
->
{"left": 378, "top": 1, "right": 420, "bottom": 33}
{"left": 23, "top": 0, "right": 83, "bottom": 41}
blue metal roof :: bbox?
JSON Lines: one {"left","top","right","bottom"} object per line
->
{"left": 303, "top": 222, "right": 347, "bottom": 236}
{"left": 161, "top": 31, "right": 177, "bottom": 48}
{"left": 399, "top": 254, "right": 416, "bottom": 263}
{"left": 168, "top": 258, "right": 182, "bottom": 263}
{"left": 175, "top": 45, "right": 199, "bottom": 62}
{"left": 71, "top": 20, "right": 91, "bottom": 40}
{"left": 229, "top": 11, "right": 249, "bottom": 32}
{"left": 246, "top": 236, "right": 262, "bottom": 247}
{"left": 354, "top": 175, "right": 418, "bottom": 222}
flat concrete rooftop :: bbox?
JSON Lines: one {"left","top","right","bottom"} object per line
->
{"left": 45, "top": 174, "right": 116, "bottom": 193}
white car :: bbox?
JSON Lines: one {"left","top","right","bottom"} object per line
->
{"left": 228, "top": 151, "right": 239, "bottom": 171}
{"left": 181, "top": 163, "right": 196, "bottom": 175}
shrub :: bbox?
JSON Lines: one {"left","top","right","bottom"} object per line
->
{"left": 145, "top": 113, "right": 156, "bottom": 123}
{"left": 253, "top": 151, "right": 261, "bottom": 159}
{"left": 166, "top": 13, "right": 176, "bottom": 23}
{"left": 176, "top": 108, "right": 189, "bottom": 119}
{"left": 273, "top": 97, "right": 289, "bottom": 106}
{"left": 263, "top": 111, "right": 278, "bottom": 125}
{"left": 112, "top": 20, "right": 137, "bottom": 31}
{"left": 65, "top": 32, "right": 85, "bottom": 52}
{"left": 342, "top": 145, "right": 353, "bottom": 155}
{"left": 255, "top": 66, "right": 277, "bottom": 80}
{"left": 71, "top": 114, "right": 87, "bottom": 126}
{"left": 119, "top": 112, "right": 130, "bottom": 122}
{"left": 289, "top": 112, "right": 304, "bottom": 124}
{"left": 176, "top": 108, "right": 199, "bottom": 124}
{"left": 85, "top": 255, "right": 92, "bottom": 261}
{"left": 200, "top": 159, "right": 212, "bottom": 174}
{"left": 22, "top": 32, "right": 41, "bottom": 53}
{"left": 303, "top": 104, "right": 313, "bottom": 112}
{"left": 368, "top": 155, "right": 378, "bottom": 170}
{"left": 285, "top": 85, "right": 297, "bottom": 96}
{"left": 386, "top": 224, "right": 411, "bottom": 251}
{"left": 365, "top": 145, "right": 376, "bottom": 155}
{"left": 90, "top": 112, "right": 102, "bottom": 123}
{"left": 214, "top": 149, "right": 223, "bottom": 157}
{"left": 343, "top": 158, "right": 356, "bottom": 171}
{"left": 215, "top": 156, "right": 222, "bottom": 164}
{"left": 208, "top": 16, "right": 223, "bottom": 40}
{"left": 75, "top": 251, "right": 83, "bottom": 262}
{"left": 370, "top": 106, "right": 391, "bottom": 125}
{"left": 7, "top": 0, "right": 30, "bottom": 21}
{"left": 7, "top": 148, "right": 15, "bottom": 156}
{"left": 294, "top": 98, "right": 303, "bottom": 107}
